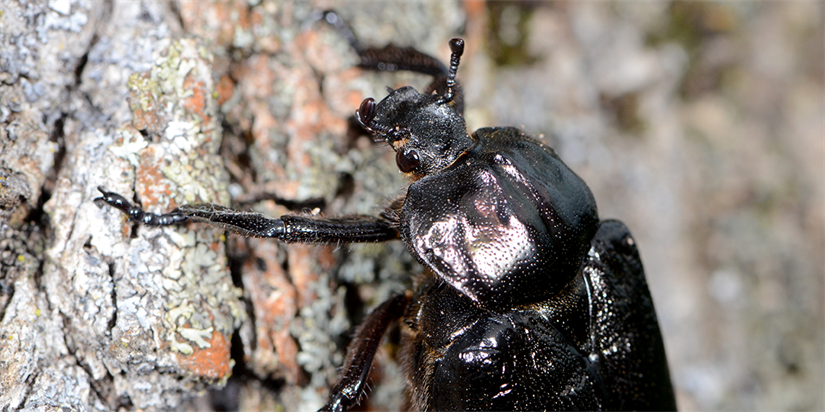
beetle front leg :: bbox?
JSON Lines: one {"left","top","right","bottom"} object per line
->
{"left": 321, "top": 294, "right": 409, "bottom": 412}
{"left": 95, "top": 186, "right": 399, "bottom": 243}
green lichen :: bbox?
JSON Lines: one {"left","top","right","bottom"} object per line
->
{"left": 127, "top": 72, "right": 161, "bottom": 113}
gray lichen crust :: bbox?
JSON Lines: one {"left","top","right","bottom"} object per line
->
{"left": 83, "top": 38, "right": 245, "bottom": 407}
{"left": 1, "top": 27, "right": 245, "bottom": 409}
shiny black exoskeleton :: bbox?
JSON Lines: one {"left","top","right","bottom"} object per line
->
{"left": 96, "top": 33, "right": 676, "bottom": 411}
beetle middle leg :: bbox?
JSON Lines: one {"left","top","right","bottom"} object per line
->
{"left": 320, "top": 293, "right": 409, "bottom": 412}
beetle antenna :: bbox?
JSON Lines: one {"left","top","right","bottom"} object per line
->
{"left": 356, "top": 97, "right": 394, "bottom": 140}
{"left": 444, "top": 38, "right": 464, "bottom": 103}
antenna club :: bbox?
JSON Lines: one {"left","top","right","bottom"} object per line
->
{"left": 358, "top": 97, "right": 376, "bottom": 126}
{"left": 449, "top": 38, "right": 464, "bottom": 57}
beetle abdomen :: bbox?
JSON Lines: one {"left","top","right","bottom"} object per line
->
{"left": 401, "top": 274, "right": 606, "bottom": 411}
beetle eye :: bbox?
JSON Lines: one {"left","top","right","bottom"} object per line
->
{"left": 396, "top": 149, "right": 419, "bottom": 173}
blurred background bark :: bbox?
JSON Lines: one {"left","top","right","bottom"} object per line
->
{"left": 0, "top": 1, "right": 821, "bottom": 411}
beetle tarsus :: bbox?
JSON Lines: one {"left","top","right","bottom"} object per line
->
{"left": 314, "top": 10, "right": 361, "bottom": 53}
{"left": 95, "top": 186, "right": 188, "bottom": 226}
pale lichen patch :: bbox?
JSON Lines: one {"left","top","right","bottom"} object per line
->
{"left": 179, "top": 327, "right": 214, "bottom": 349}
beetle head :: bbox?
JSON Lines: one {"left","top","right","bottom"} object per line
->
{"left": 357, "top": 39, "right": 473, "bottom": 178}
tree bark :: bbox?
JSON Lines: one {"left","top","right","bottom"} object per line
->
{"left": 1, "top": 1, "right": 822, "bottom": 411}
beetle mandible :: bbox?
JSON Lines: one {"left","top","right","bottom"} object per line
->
{"left": 96, "top": 33, "right": 676, "bottom": 411}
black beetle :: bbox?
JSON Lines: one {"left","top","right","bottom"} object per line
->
{"left": 96, "top": 35, "right": 676, "bottom": 411}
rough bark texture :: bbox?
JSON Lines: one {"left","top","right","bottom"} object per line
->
{"left": 0, "top": 1, "right": 822, "bottom": 411}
